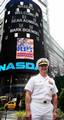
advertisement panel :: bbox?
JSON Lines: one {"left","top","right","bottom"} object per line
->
{"left": 16, "top": 38, "right": 34, "bottom": 59}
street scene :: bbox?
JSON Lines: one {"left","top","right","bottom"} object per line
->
{"left": 0, "top": 0, "right": 64, "bottom": 120}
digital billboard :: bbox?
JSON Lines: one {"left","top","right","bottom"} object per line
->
{"left": 16, "top": 38, "right": 34, "bottom": 59}
{"left": 1, "top": 0, "right": 45, "bottom": 72}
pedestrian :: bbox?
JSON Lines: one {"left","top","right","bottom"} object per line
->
{"left": 16, "top": 94, "right": 21, "bottom": 110}
{"left": 24, "top": 58, "right": 58, "bottom": 120}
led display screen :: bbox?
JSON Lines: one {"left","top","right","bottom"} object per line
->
{"left": 1, "top": 0, "right": 45, "bottom": 72}
{"left": 16, "top": 38, "right": 34, "bottom": 59}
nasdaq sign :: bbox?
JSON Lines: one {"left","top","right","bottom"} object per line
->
{"left": 0, "top": 62, "right": 38, "bottom": 71}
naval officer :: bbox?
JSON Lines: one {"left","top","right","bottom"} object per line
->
{"left": 25, "top": 58, "right": 58, "bottom": 120}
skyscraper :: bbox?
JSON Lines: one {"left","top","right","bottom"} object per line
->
{"left": 0, "top": 0, "right": 64, "bottom": 96}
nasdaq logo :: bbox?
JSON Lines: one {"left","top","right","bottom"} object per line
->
{"left": 0, "top": 62, "right": 38, "bottom": 71}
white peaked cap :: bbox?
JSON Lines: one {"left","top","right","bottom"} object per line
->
{"left": 36, "top": 58, "right": 49, "bottom": 68}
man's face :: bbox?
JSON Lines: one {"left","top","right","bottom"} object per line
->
{"left": 39, "top": 64, "right": 48, "bottom": 73}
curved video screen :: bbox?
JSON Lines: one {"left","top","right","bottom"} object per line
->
{"left": 1, "top": 0, "right": 45, "bottom": 72}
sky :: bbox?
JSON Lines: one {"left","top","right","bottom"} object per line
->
{"left": 48, "top": 0, "right": 64, "bottom": 50}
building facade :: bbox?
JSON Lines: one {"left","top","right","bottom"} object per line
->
{"left": 33, "top": 0, "right": 64, "bottom": 77}
{"left": 0, "top": 0, "right": 64, "bottom": 96}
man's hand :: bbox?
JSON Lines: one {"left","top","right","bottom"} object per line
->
{"left": 26, "top": 110, "right": 31, "bottom": 117}
{"left": 53, "top": 109, "right": 58, "bottom": 120}
{"left": 26, "top": 111, "right": 32, "bottom": 120}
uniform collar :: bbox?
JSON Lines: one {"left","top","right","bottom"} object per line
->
{"left": 38, "top": 73, "right": 48, "bottom": 79}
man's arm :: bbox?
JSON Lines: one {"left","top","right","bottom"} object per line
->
{"left": 52, "top": 94, "right": 58, "bottom": 112}
{"left": 25, "top": 90, "right": 32, "bottom": 117}
{"left": 52, "top": 94, "right": 58, "bottom": 120}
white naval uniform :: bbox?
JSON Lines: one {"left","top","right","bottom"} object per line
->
{"left": 25, "top": 73, "right": 58, "bottom": 120}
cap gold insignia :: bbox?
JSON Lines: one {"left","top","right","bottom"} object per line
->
{"left": 39, "top": 61, "right": 48, "bottom": 65}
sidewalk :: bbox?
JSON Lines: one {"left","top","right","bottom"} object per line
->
{"left": 1, "top": 111, "right": 17, "bottom": 120}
